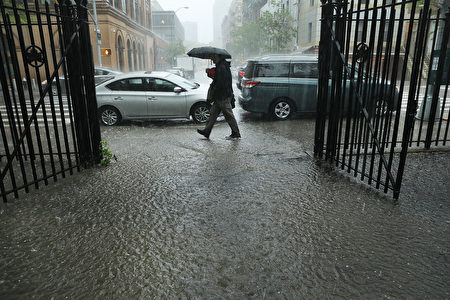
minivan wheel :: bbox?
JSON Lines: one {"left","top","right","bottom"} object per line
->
{"left": 192, "top": 103, "right": 210, "bottom": 123}
{"left": 99, "top": 106, "right": 121, "bottom": 126}
{"left": 271, "top": 99, "right": 293, "bottom": 120}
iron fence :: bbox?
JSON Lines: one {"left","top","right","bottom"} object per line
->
{"left": 0, "top": 0, "right": 101, "bottom": 202}
{"left": 315, "top": 0, "right": 450, "bottom": 199}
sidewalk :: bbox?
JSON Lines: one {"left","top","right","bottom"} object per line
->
{"left": 0, "top": 115, "right": 449, "bottom": 298}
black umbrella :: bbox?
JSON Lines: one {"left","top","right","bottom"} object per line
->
{"left": 187, "top": 46, "right": 231, "bottom": 59}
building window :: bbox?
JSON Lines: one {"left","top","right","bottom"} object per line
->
{"left": 133, "top": 42, "right": 137, "bottom": 71}
{"left": 127, "top": 40, "right": 132, "bottom": 71}
{"left": 308, "top": 22, "right": 312, "bottom": 43}
{"left": 310, "top": 0, "right": 314, "bottom": 6}
{"left": 117, "top": 36, "right": 124, "bottom": 71}
{"left": 114, "top": 0, "right": 119, "bottom": 9}
{"left": 122, "top": 0, "right": 126, "bottom": 13}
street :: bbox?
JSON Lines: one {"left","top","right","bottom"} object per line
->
{"left": 0, "top": 72, "right": 449, "bottom": 298}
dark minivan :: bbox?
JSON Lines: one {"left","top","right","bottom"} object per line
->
{"left": 238, "top": 55, "right": 399, "bottom": 120}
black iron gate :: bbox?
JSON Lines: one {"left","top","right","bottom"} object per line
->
{"left": 0, "top": 0, "right": 101, "bottom": 202}
{"left": 315, "top": 0, "right": 450, "bottom": 199}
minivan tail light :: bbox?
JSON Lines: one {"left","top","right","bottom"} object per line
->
{"left": 239, "top": 71, "right": 245, "bottom": 76}
{"left": 244, "top": 81, "right": 260, "bottom": 88}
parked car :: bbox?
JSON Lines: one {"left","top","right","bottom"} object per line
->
{"left": 95, "top": 71, "right": 211, "bottom": 126}
{"left": 165, "top": 68, "right": 184, "bottom": 77}
{"left": 171, "top": 66, "right": 186, "bottom": 78}
{"left": 94, "top": 67, "right": 123, "bottom": 85}
{"left": 42, "top": 67, "right": 122, "bottom": 95}
{"left": 238, "top": 55, "right": 399, "bottom": 120}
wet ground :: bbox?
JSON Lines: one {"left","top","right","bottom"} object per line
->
{"left": 1, "top": 74, "right": 449, "bottom": 298}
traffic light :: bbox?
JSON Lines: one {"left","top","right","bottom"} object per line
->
{"left": 102, "top": 48, "right": 111, "bottom": 56}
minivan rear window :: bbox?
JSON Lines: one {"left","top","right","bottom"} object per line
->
{"left": 254, "top": 63, "right": 290, "bottom": 78}
{"left": 244, "top": 61, "right": 255, "bottom": 78}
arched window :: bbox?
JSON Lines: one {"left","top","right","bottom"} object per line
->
{"left": 117, "top": 36, "right": 124, "bottom": 71}
{"left": 133, "top": 42, "right": 137, "bottom": 71}
{"left": 127, "top": 40, "right": 132, "bottom": 71}
{"left": 138, "top": 44, "right": 142, "bottom": 70}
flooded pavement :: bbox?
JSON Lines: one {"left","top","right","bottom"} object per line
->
{"left": 1, "top": 73, "right": 450, "bottom": 298}
{"left": 1, "top": 113, "right": 449, "bottom": 299}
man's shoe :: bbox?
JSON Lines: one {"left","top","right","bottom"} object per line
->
{"left": 226, "top": 132, "right": 241, "bottom": 140}
{"left": 197, "top": 129, "right": 210, "bottom": 139}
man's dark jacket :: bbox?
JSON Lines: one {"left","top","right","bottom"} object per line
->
{"left": 210, "top": 58, "right": 233, "bottom": 101}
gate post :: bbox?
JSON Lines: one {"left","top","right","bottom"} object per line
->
{"left": 60, "top": 0, "right": 101, "bottom": 166}
{"left": 77, "top": 0, "right": 101, "bottom": 164}
{"left": 425, "top": 7, "right": 450, "bottom": 148}
{"left": 395, "top": 1, "right": 431, "bottom": 199}
{"left": 314, "top": 0, "right": 333, "bottom": 158}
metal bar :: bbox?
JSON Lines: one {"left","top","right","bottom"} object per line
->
{"left": 44, "top": 1, "right": 73, "bottom": 175}
{"left": 425, "top": 8, "right": 450, "bottom": 148}
{"left": 395, "top": 0, "right": 431, "bottom": 200}
{"left": 439, "top": 81, "right": 449, "bottom": 144}
{"left": 2, "top": 164, "right": 80, "bottom": 198}
{"left": 367, "top": 6, "right": 387, "bottom": 185}
{"left": 416, "top": 9, "right": 435, "bottom": 147}
{"left": 375, "top": 3, "right": 397, "bottom": 190}
{"left": 326, "top": 18, "right": 397, "bottom": 190}
{"left": 346, "top": 0, "right": 364, "bottom": 174}
{"left": 61, "top": 0, "right": 91, "bottom": 166}
{"left": 408, "top": 11, "right": 427, "bottom": 145}
{"left": 22, "top": 0, "right": 53, "bottom": 185}
{"left": 353, "top": 0, "right": 369, "bottom": 178}
{"left": 55, "top": 2, "right": 80, "bottom": 172}
{"left": 436, "top": 72, "right": 449, "bottom": 144}
{"left": 78, "top": 0, "right": 102, "bottom": 165}
{"left": 0, "top": 18, "right": 23, "bottom": 155}
{"left": 0, "top": 45, "right": 19, "bottom": 201}
{"left": 384, "top": 0, "right": 407, "bottom": 193}
{"left": 11, "top": 0, "right": 43, "bottom": 189}
{"left": 358, "top": 0, "right": 376, "bottom": 181}
{"left": 0, "top": 5, "right": 32, "bottom": 192}
{"left": 329, "top": 2, "right": 346, "bottom": 165}
{"left": 314, "top": 1, "right": 333, "bottom": 158}
{"left": 31, "top": 0, "right": 66, "bottom": 180}
{"left": 0, "top": 2, "right": 83, "bottom": 187}
{"left": 339, "top": 1, "right": 355, "bottom": 170}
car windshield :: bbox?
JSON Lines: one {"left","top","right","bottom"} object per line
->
{"left": 165, "top": 73, "right": 198, "bottom": 89}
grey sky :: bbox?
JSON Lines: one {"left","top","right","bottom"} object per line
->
{"left": 155, "top": 0, "right": 215, "bottom": 44}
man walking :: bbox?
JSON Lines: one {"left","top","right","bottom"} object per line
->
{"left": 197, "top": 54, "right": 241, "bottom": 139}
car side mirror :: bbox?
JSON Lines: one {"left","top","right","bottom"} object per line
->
{"left": 174, "top": 87, "right": 183, "bottom": 93}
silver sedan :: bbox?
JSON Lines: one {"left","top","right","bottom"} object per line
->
{"left": 95, "top": 71, "right": 211, "bottom": 126}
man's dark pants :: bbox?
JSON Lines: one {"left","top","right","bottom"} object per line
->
{"left": 204, "top": 97, "right": 240, "bottom": 135}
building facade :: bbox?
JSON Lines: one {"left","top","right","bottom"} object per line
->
{"left": 223, "top": 0, "right": 244, "bottom": 49}
{"left": 296, "top": 0, "right": 321, "bottom": 50}
{"left": 151, "top": 11, "right": 185, "bottom": 44}
{"left": 213, "top": 0, "right": 234, "bottom": 47}
{"left": 182, "top": 21, "right": 198, "bottom": 43}
{"left": 90, "top": 0, "right": 156, "bottom": 72}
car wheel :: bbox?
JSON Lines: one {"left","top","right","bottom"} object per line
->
{"left": 99, "top": 106, "right": 121, "bottom": 126}
{"left": 271, "top": 98, "right": 293, "bottom": 120}
{"left": 192, "top": 103, "right": 210, "bottom": 123}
